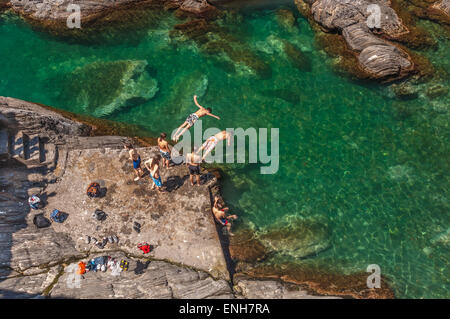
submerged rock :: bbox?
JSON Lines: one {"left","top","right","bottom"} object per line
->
{"left": 171, "top": 18, "right": 271, "bottom": 78}
{"left": 275, "top": 8, "right": 297, "bottom": 32}
{"left": 257, "top": 215, "right": 331, "bottom": 259}
{"left": 426, "top": 84, "right": 449, "bottom": 99}
{"left": 164, "top": 70, "right": 208, "bottom": 115}
{"left": 229, "top": 228, "right": 269, "bottom": 263}
{"left": 430, "top": 228, "right": 450, "bottom": 247}
{"left": 387, "top": 165, "right": 413, "bottom": 181}
{"left": 282, "top": 40, "right": 312, "bottom": 72}
{"left": 391, "top": 81, "right": 419, "bottom": 100}
{"left": 59, "top": 60, "right": 158, "bottom": 117}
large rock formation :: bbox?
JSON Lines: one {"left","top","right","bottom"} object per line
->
{"left": 295, "top": 0, "right": 416, "bottom": 81}
{"left": 5, "top": 0, "right": 219, "bottom": 40}
{"left": 7, "top": 0, "right": 217, "bottom": 22}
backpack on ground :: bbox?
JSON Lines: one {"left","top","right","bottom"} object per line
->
{"left": 86, "top": 182, "right": 101, "bottom": 198}
{"left": 33, "top": 213, "right": 51, "bottom": 228}
{"left": 50, "top": 209, "right": 67, "bottom": 223}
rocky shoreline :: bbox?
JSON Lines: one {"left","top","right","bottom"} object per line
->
{"left": 0, "top": 96, "right": 352, "bottom": 298}
{"left": 1, "top": 0, "right": 446, "bottom": 82}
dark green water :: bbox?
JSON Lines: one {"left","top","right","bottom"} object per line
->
{"left": 0, "top": 8, "right": 448, "bottom": 298}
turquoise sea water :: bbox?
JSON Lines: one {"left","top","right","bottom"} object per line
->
{"left": 0, "top": 7, "right": 448, "bottom": 298}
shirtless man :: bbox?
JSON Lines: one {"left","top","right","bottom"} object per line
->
{"left": 144, "top": 155, "right": 163, "bottom": 192}
{"left": 158, "top": 133, "right": 171, "bottom": 169}
{"left": 172, "top": 95, "right": 220, "bottom": 142}
{"left": 197, "top": 130, "right": 233, "bottom": 161}
{"left": 125, "top": 143, "right": 144, "bottom": 181}
{"left": 186, "top": 147, "right": 202, "bottom": 186}
{"left": 212, "top": 196, "right": 237, "bottom": 235}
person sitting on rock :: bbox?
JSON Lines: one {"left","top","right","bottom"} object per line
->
{"left": 145, "top": 155, "right": 163, "bottom": 192}
{"left": 158, "top": 132, "right": 172, "bottom": 169}
{"left": 125, "top": 143, "right": 145, "bottom": 181}
{"left": 212, "top": 196, "right": 237, "bottom": 235}
{"left": 172, "top": 95, "right": 220, "bottom": 142}
{"left": 186, "top": 147, "right": 202, "bottom": 186}
{"left": 213, "top": 195, "right": 229, "bottom": 212}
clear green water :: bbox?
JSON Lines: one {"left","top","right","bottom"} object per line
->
{"left": 0, "top": 8, "right": 448, "bottom": 298}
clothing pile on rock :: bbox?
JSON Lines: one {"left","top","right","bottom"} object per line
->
{"left": 28, "top": 195, "right": 41, "bottom": 210}
{"left": 50, "top": 209, "right": 68, "bottom": 223}
{"left": 85, "top": 235, "right": 118, "bottom": 249}
{"left": 78, "top": 256, "right": 129, "bottom": 276}
{"left": 137, "top": 243, "right": 151, "bottom": 254}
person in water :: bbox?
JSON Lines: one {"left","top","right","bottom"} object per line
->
{"left": 172, "top": 95, "right": 220, "bottom": 142}
{"left": 125, "top": 143, "right": 144, "bottom": 181}
{"left": 212, "top": 195, "right": 237, "bottom": 235}
{"left": 186, "top": 147, "right": 202, "bottom": 186}
{"left": 158, "top": 132, "right": 171, "bottom": 169}
{"left": 145, "top": 155, "right": 163, "bottom": 192}
{"left": 197, "top": 130, "right": 233, "bottom": 161}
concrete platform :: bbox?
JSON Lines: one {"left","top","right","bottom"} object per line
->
{"left": 44, "top": 146, "right": 229, "bottom": 280}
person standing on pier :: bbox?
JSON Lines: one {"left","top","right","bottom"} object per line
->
{"left": 125, "top": 143, "right": 144, "bottom": 181}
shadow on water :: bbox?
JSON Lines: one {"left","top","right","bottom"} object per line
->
{"left": 0, "top": 111, "right": 57, "bottom": 298}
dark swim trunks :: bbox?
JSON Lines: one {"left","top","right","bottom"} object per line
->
{"left": 133, "top": 156, "right": 141, "bottom": 169}
{"left": 188, "top": 165, "right": 200, "bottom": 176}
{"left": 220, "top": 218, "right": 228, "bottom": 225}
{"left": 160, "top": 150, "right": 171, "bottom": 161}
{"left": 186, "top": 113, "right": 199, "bottom": 126}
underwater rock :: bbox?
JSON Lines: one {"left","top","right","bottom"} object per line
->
{"left": 228, "top": 228, "right": 269, "bottom": 263}
{"left": 275, "top": 8, "right": 297, "bottom": 31}
{"left": 391, "top": 101, "right": 416, "bottom": 120}
{"left": 172, "top": 19, "right": 271, "bottom": 78}
{"left": 387, "top": 165, "right": 413, "bottom": 181}
{"left": 257, "top": 215, "right": 331, "bottom": 259}
{"left": 59, "top": 60, "right": 158, "bottom": 117}
{"left": 282, "top": 40, "right": 312, "bottom": 72}
{"left": 163, "top": 70, "right": 208, "bottom": 115}
{"left": 430, "top": 228, "right": 450, "bottom": 247}
{"left": 426, "top": 84, "right": 449, "bottom": 99}
{"left": 391, "top": 81, "right": 419, "bottom": 100}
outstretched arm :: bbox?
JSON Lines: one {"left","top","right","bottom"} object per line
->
{"left": 193, "top": 95, "right": 205, "bottom": 110}
{"left": 206, "top": 112, "right": 220, "bottom": 120}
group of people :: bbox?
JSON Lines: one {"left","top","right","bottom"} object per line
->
{"left": 125, "top": 95, "right": 237, "bottom": 234}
